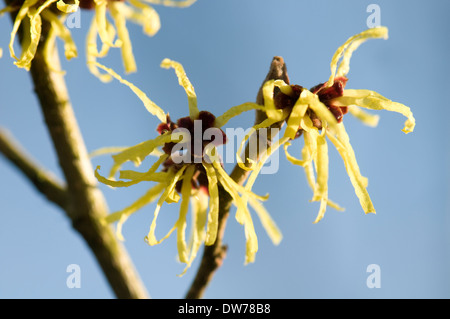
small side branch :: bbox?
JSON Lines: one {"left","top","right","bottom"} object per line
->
{"left": 185, "top": 56, "right": 290, "bottom": 299}
{"left": 0, "top": 128, "right": 68, "bottom": 210}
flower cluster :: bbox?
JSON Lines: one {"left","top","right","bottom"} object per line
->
{"left": 241, "top": 26, "right": 415, "bottom": 223}
{"left": 0, "top": 0, "right": 196, "bottom": 79}
{"left": 93, "top": 59, "right": 282, "bottom": 274}
{"left": 90, "top": 27, "right": 415, "bottom": 274}
{"left": 3, "top": 3, "right": 415, "bottom": 275}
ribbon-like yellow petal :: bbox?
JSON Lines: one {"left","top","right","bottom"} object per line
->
{"left": 56, "top": 0, "right": 79, "bottom": 13}
{"left": 106, "top": 182, "right": 166, "bottom": 240}
{"left": 178, "top": 191, "right": 208, "bottom": 277}
{"left": 248, "top": 197, "right": 282, "bottom": 246}
{"left": 236, "top": 117, "right": 278, "bottom": 171}
{"left": 311, "top": 132, "right": 329, "bottom": 223}
{"left": 89, "top": 146, "right": 132, "bottom": 158}
{"left": 146, "top": 166, "right": 186, "bottom": 245}
{"left": 40, "top": 10, "right": 77, "bottom": 60}
{"left": 333, "top": 89, "right": 415, "bottom": 133}
{"left": 176, "top": 165, "right": 196, "bottom": 264}
{"left": 301, "top": 127, "right": 344, "bottom": 216}
{"left": 215, "top": 167, "right": 258, "bottom": 264}
{"left": 160, "top": 58, "right": 199, "bottom": 119}
{"left": 86, "top": 18, "right": 118, "bottom": 82}
{"left": 202, "top": 162, "right": 219, "bottom": 246}
{"left": 261, "top": 80, "right": 290, "bottom": 122}
{"left": 109, "top": 2, "right": 137, "bottom": 73}
{"left": 214, "top": 102, "right": 265, "bottom": 128}
{"left": 125, "top": 0, "right": 161, "bottom": 37}
{"left": 312, "top": 132, "right": 328, "bottom": 201}
{"left": 9, "top": 0, "right": 39, "bottom": 61}
{"left": 93, "top": 0, "right": 120, "bottom": 48}
{"left": 93, "top": 62, "right": 167, "bottom": 122}
{"left": 328, "top": 26, "right": 388, "bottom": 86}
{"left": 302, "top": 133, "right": 316, "bottom": 191}
{"left": 119, "top": 153, "right": 166, "bottom": 179}
{"left": 14, "top": 9, "right": 41, "bottom": 70}
{"left": 284, "top": 142, "right": 308, "bottom": 167}
{"left": 283, "top": 100, "right": 309, "bottom": 140}
{"left": 326, "top": 126, "right": 376, "bottom": 214}
{"left": 95, "top": 166, "right": 168, "bottom": 187}
{"left": 210, "top": 155, "right": 269, "bottom": 202}
{"left": 301, "top": 89, "right": 339, "bottom": 133}
{"left": 104, "top": 182, "right": 166, "bottom": 224}
{"left": 109, "top": 133, "right": 173, "bottom": 178}
{"left": 347, "top": 105, "right": 380, "bottom": 127}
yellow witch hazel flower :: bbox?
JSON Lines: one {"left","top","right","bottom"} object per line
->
{"left": 93, "top": 59, "right": 282, "bottom": 274}
{"left": 1, "top": 0, "right": 196, "bottom": 77}
{"left": 85, "top": 0, "right": 198, "bottom": 81}
{"left": 240, "top": 26, "right": 415, "bottom": 223}
{"left": 1, "top": 0, "right": 78, "bottom": 71}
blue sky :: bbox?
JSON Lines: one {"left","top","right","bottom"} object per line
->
{"left": 0, "top": 0, "right": 449, "bottom": 298}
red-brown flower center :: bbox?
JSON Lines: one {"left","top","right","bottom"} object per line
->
{"left": 156, "top": 111, "right": 227, "bottom": 194}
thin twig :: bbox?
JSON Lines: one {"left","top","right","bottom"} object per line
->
{"left": 0, "top": 127, "right": 68, "bottom": 210}
{"left": 185, "top": 56, "right": 290, "bottom": 299}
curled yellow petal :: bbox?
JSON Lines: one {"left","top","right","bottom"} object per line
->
{"left": 109, "top": 133, "right": 173, "bottom": 178}
{"left": 328, "top": 26, "right": 389, "bottom": 86}
{"left": 56, "top": 0, "right": 79, "bottom": 13}
{"left": 176, "top": 165, "right": 196, "bottom": 264}
{"left": 347, "top": 105, "right": 380, "bottom": 127}
{"left": 119, "top": 152, "right": 166, "bottom": 180}
{"left": 214, "top": 102, "right": 265, "bottom": 128}
{"left": 104, "top": 182, "right": 166, "bottom": 224}
{"left": 301, "top": 89, "right": 338, "bottom": 133}
{"left": 90, "top": 145, "right": 164, "bottom": 165}
{"left": 160, "top": 58, "right": 199, "bottom": 119}
{"left": 178, "top": 191, "right": 208, "bottom": 277}
{"left": 244, "top": 136, "right": 290, "bottom": 204}
{"left": 312, "top": 133, "right": 328, "bottom": 200}
{"left": 86, "top": 18, "right": 117, "bottom": 82}
{"left": 93, "top": 0, "right": 120, "bottom": 48}
{"left": 215, "top": 166, "right": 258, "bottom": 264}
{"left": 108, "top": 182, "right": 166, "bottom": 240}
{"left": 146, "top": 166, "right": 186, "bottom": 245}
{"left": 311, "top": 132, "right": 329, "bottom": 223}
{"left": 125, "top": 0, "right": 161, "bottom": 37}
{"left": 109, "top": 1, "right": 137, "bottom": 73}
{"left": 93, "top": 62, "right": 167, "bottom": 122}
{"left": 89, "top": 146, "right": 132, "bottom": 158}
{"left": 283, "top": 142, "right": 309, "bottom": 167}
{"left": 40, "top": 10, "right": 78, "bottom": 60}
{"left": 236, "top": 118, "right": 278, "bottom": 171}
{"left": 261, "top": 80, "right": 290, "bottom": 122}
{"left": 202, "top": 162, "right": 219, "bottom": 246}
{"left": 283, "top": 100, "right": 308, "bottom": 140}
{"left": 302, "top": 129, "right": 344, "bottom": 217}
{"left": 210, "top": 156, "right": 269, "bottom": 202}
{"left": 326, "top": 126, "right": 376, "bottom": 214}
{"left": 248, "top": 197, "right": 282, "bottom": 246}
{"left": 95, "top": 166, "right": 168, "bottom": 188}
{"left": 9, "top": 0, "right": 38, "bottom": 61}
{"left": 333, "top": 89, "right": 415, "bottom": 134}
{"left": 302, "top": 137, "right": 316, "bottom": 191}
{"left": 12, "top": 1, "right": 49, "bottom": 70}
{"left": 313, "top": 199, "right": 328, "bottom": 224}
